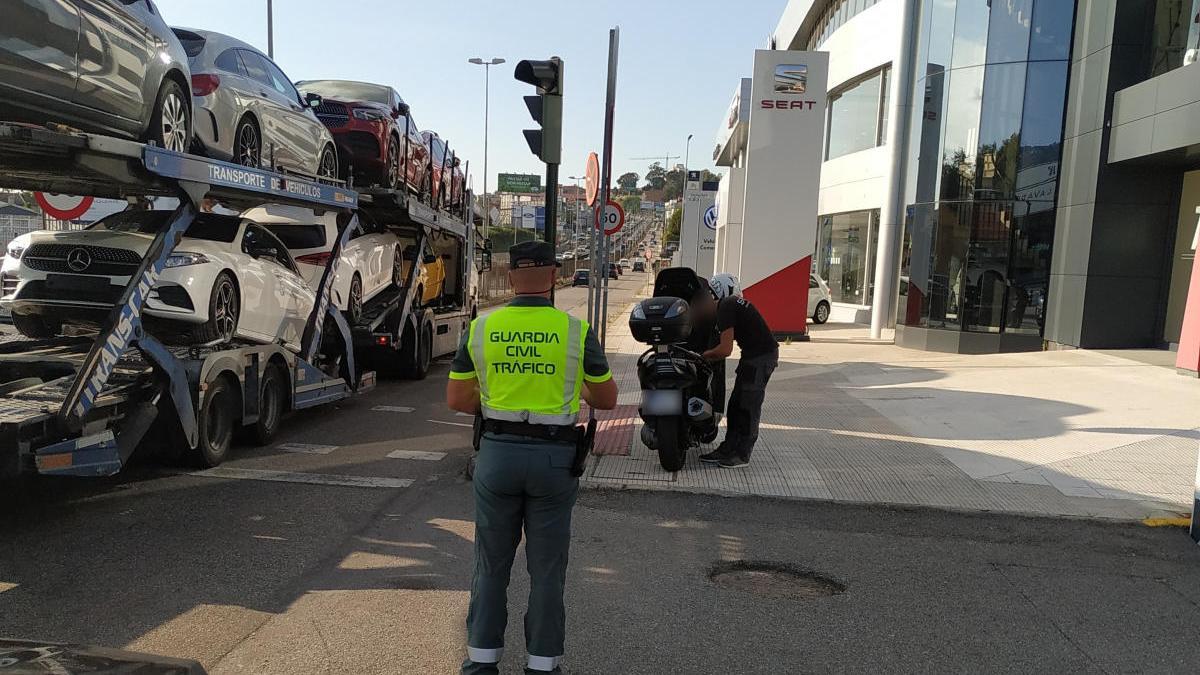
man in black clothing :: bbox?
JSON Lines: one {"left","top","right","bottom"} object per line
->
{"left": 696, "top": 274, "right": 779, "bottom": 469}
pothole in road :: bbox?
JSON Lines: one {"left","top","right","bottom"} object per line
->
{"left": 708, "top": 560, "right": 845, "bottom": 599}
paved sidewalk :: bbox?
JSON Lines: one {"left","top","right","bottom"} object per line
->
{"left": 587, "top": 309, "right": 1200, "bottom": 521}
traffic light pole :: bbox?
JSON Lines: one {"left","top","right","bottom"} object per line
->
{"left": 545, "top": 162, "right": 558, "bottom": 302}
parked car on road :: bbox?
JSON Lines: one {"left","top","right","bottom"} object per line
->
{"left": 809, "top": 273, "right": 832, "bottom": 324}
{"left": 421, "top": 130, "right": 465, "bottom": 210}
{"left": 0, "top": 0, "right": 192, "bottom": 152}
{"left": 296, "top": 79, "right": 430, "bottom": 194}
{"left": 608, "top": 263, "right": 619, "bottom": 280}
{"left": 243, "top": 205, "right": 401, "bottom": 324}
{"left": 1, "top": 210, "right": 314, "bottom": 350}
{"left": 572, "top": 269, "right": 590, "bottom": 287}
{"left": 173, "top": 28, "right": 337, "bottom": 178}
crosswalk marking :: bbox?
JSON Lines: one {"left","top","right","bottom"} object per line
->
{"left": 387, "top": 450, "right": 447, "bottom": 461}
{"left": 193, "top": 467, "right": 414, "bottom": 489}
{"left": 373, "top": 406, "right": 416, "bottom": 413}
{"left": 429, "top": 419, "right": 474, "bottom": 428}
{"left": 276, "top": 443, "right": 338, "bottom": 455}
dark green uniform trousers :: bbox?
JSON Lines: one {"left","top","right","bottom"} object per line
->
{"left": 462, "top": 435, "right": 579, "bottom": 675}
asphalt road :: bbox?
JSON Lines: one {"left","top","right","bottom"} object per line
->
{"left": 0, "top": 269, "right": 650, "bottom": 671}
{"left": 4, "top": 265, "right": 1198, "bottom": 674}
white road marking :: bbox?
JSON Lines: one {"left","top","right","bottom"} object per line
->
{"left": 429, "top": 419, "right": 474, "bottom": 428}
{"left": 455, "top": 412, "right": 474, "bottom": 417}
{"left": 373, "top": 405, "right": 416, "bottom": 413}
{"left": 387, "top": 450, "right": 447, "bottom": 461}
{"left": 193, "top": 467, "right": 413, "bottom": 489}
{"left": 276, "top": 443, "right": 338, "bottom": 455}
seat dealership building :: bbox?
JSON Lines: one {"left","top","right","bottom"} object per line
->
{"left": 710, "top": 0, "right": 1200, "bottom": 371}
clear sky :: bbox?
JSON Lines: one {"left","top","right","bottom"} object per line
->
{"left": 154, "top": 0, "right": 786, "bottom": 193}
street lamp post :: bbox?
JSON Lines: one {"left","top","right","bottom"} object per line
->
{"left": 468, "top": 57, "right": 505, "bottom": 240}
{"left": 266, "top": 0, "right": 274, "bottom": 58}
{"left": 680, "top": 133, "right": 693, "bottom": 249}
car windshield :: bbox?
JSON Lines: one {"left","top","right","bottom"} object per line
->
{"left": 263, "top": 224, "right": 326, "bottom": 250}
{"left": 297, "top": 80, "right": 390, "bottom": 104}
{"left": 90, "top": 210, "right": 240, "bottom": 243}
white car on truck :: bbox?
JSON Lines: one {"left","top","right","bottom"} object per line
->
{"left": 243, "top": 205, "right": 403, "bottom": 323}
{"left": 1, "top": 210, "right": 314, "bottom": 350}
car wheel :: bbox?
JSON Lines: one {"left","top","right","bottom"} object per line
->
{"left": 249, "top": 363, "right": 288, "bottom": 446}
{"left": 191, "top": 272, "right": 239, "bottom": 344}
{"left": 318, "top": 144, "right": 338, "bottom": 180}
{"left": 149, "top": 79, "right": 190, "bottom": 153}
{"left": 386, "top": 136, "right": 402, "bottom": 189}
{"left": 11, "top": 314, "right": 60, "bottom": 339}
{"left": 346, "top": 273, "right": 363, "bottom": 324}
{"left": 235, "top": 117, "right": 261, "bottom": 168}
{"left": 190, "top": 375, "right": 237, "bottom": 468}
{"left": 813, "top": 300, "right": 831, "bottom": 325}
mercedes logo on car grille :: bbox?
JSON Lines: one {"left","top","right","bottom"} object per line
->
{"left": 66, "top": 248, "right": 92, "bottom": 273}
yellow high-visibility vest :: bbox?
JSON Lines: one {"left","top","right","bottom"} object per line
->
{"left": 457, "top": 305, "right": 587, "bottom": 425}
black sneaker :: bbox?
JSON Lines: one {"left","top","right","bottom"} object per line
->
{"left": 718, "top": 456, "right": 749, "bottom": 469}
{"left": 699, "top": 449, "right": 726, "bottom": 464}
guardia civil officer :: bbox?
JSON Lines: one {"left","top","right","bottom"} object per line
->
{"left": 446, "top": 240, "right": 618, "bottom": 674}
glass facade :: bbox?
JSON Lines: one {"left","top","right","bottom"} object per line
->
{"left": 805, "top": 0, "right": 885, "bottom": 49}
{"left": 825, "top": 67, "right": 891, "bottom": 160}
{"left": 1150, "top": 0, "right": 1200, "bottom": 76}
{"left": 816, "top": 209, "right": 880, "bottom": 305}
{"left": 898, "top": 0, "right": 1073, "bottom": 338}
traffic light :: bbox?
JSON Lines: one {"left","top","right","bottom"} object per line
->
{"left": 514, "top": 57, "right": 563, "bottom": 165}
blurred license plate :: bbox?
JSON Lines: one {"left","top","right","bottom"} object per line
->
{"left": 642, "top": 389, "right": 682, "bottom": 415}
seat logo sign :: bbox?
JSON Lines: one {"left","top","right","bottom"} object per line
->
{"left": 774, "top": 64, "right": 807, "bottom": 93}
{"left": 66, "top": 248, "right": 92, "bottom": 272}
{"left": 703, "top": 205, "right": 718, "bottom": 230}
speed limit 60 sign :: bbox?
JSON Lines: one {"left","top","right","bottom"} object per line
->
{"left": 594, "top": 199, "right": 624, "bottom": 236}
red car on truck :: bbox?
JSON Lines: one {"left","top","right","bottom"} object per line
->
{"left": 296, "top": 79, "right": 430, "bottom": 196}
{"left": 421, "top": 130, "right": 465, "bottom": 211}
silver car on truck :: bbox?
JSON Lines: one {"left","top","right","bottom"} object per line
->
{"left": 0, "top": 0, "right": 191, "bottom": 152}
{"left": 172, "top": 28, "right": 338, "bottom": 179}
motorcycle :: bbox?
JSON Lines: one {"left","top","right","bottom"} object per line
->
{"left": 629, "top": 267, "right": 724, "bottom": 471}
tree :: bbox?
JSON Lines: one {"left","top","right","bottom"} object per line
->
{"left": 619, "top": 195, "right": 641, "bottom": 215}
{"left": 644, "top": 162, "right": 666, "bottom": 191}
{"left": 617, "top": 172, "right": 639, "bottom": 193}
{"left": 664, "top": 206, "right": 682, "bottom": 244}
{"left": 663, "top": 167, "right": 685, "bottom": 201}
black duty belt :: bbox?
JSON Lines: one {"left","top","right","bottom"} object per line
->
{"left": 482, "top": 419, "right": 578, "bottom": 441}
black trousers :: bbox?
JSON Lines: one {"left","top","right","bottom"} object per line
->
{"left": 721, "top": 350, "right": 778, "bottom": 461}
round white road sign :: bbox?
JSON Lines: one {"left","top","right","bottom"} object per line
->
{"left": 594, "top": 199, "right": 625, "bottom": 236}
{"left": 34, "top": 192, "right": 94, "bottom": 221}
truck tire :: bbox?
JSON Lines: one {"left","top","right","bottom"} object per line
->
{"left": 190, "top": 376, "right": 238, "bottom": 467}
{"left": 11, "top": 314, "right": 59, "bottom": 339}
{"left": 249, "top": 363, "right": 287, "bottom": 446}
{"left": 402, "top": 324, "right": 432, "bottom": 380}
{"left": 652, "top": 417, "right": 687, "bottom": 472}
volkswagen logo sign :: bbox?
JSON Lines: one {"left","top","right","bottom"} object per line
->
{"left": 66, "top": 247, "right": 92, "bottom": 272}
{"left": 703, "top": 205, "right": 718, "bottom": 230}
